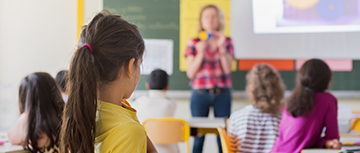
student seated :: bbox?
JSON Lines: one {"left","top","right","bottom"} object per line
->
{"left": 55, "top": 70, "right": 69, "bottom": 102}
{"left": 228, "top": 64, "right": 286, "bottom": 153}
{"left": 8, "top": 72, "right": 65, "bottom": 152}
{"left": 271, "top": 59, "right": 340, "bottom": 152}
{"left": 60, "top": 10, "right": 157, "bottom": 153}
{"left": 132, "top": 69, "right": 177, "bottom": 153}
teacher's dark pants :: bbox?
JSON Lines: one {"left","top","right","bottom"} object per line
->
{"left": 190, "top": 88, "right": 232, "bottom": 153}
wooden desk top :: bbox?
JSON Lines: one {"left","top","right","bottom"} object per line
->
{"left": 302, "top": 133, "right": 360, "bottom": 153}
{"left": 187, "top": 117, "right": 225, "bottom": 128}
{"left": 301, "top": 148, "right": 341, "bottom": 153}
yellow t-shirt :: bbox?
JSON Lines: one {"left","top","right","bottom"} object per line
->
{"left": 95, "top": 100, "right": 147, "bottom": 153}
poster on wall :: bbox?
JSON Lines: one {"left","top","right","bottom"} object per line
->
{"left": 142, "top": 39, "right": 174, "bottom": 75}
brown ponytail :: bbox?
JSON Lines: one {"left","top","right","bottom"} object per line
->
{"left": 60, "top": 10, "right": 144, "bottom": 153}
{"left": 246, "top": 64, "right": 286, "bottom": 114}
{"left": 287, "top": 59, "right": 332, "bottom": 117}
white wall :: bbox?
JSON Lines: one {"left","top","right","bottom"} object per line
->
{"left": 0, "top": 0, "right": 103, "bottom": 131}
{"left": 85, "top": 0, "right": 103, "bottom": 24}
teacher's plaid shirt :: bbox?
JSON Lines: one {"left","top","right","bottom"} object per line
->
{"left": 185, "top": 38, "right": 234, "bottom": 89}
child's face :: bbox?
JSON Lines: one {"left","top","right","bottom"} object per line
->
{"left": 201, "top": 7, "right": 219, "bottom": 32}
{"left": 124, "top": 58, "right": 142, "bottom": 99}
{"left": 133, "top": 59, "right": 142, "bottom": 87}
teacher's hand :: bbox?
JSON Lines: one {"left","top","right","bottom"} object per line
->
{"left": 213, "top": 31, "right": 226, "bottom": 49}
{"left": 195, "top": 41, "right": 207, "bottom": 55}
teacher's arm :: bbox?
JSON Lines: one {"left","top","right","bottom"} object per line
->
{"left": 219, "top": 47, "right": 233, "bottom": 75}
{"left": 214, "top": 32, "right": 233, "bottom": 75}
{"left": 186, "top": 41, "right": 206, "bottom": 79}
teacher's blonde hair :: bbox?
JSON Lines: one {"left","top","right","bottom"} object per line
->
{"left": 198, "top": 5, "right": 225, "bottom": 32}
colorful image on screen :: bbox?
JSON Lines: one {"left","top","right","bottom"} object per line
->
{"left": 252, "top": 0, "right": 360, "bottom": 33}
{"left": 277, "top": 0, "right": 360, "bottom": 27}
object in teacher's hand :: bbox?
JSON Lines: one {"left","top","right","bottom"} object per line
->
{"left": 199, "top": 31, "right": 213, "bottom": 41}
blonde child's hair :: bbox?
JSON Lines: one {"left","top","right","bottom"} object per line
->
{"left": 246, "top": 64, "right": 286, "bottom": 114}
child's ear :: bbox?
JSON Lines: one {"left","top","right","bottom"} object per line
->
{"left": 145, "top": 83, "right": 150, "bottom": 90}
{"left": 66, "top": 84, "right": 70, "bottom": 94}
{"left": 126, "top": 58, "right": 136, "bottom": 79}
{"left": 165, "top": 86, "right": 169, "bottom": 91}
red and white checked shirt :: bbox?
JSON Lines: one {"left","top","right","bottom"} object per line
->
{"left": 185, "top": 38, "right": 234, "bottom": 89}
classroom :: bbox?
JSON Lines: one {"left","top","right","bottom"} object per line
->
{"left": 1, "top": 0, "right": 360, "bottom": 153}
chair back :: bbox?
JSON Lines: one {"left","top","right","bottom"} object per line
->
{"left": 217, "top": 127, "right": 231, "bottom": 153}
{"left": 352, "top": 118, "right": 360, "bottom": 134}
{"left": 142, "top": 118, "right": 190, "bottom": 153}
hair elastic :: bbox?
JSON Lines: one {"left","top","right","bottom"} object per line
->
{"left": 83, "top": 44, "right": 92, "bottom": 54}
{"left": 304, "top": 87, "right": 310, "bottom": 91}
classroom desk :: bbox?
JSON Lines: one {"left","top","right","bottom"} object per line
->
{"left": 0, "top": 132, "right": 27, "bottom": 153}
{"left": 301, "top": 149, "right": 341, "bottom": 153}
{"left": 0, "top": 144, "right": 27, "bottom": 153}
{"left": 302, "top": 133, "right": 360, "bottom": 153}
{"left": 186, "top": 117, "right": 225, "bottom": 137}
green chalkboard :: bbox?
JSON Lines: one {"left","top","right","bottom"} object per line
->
{"left": 104, "top": 0, "right": 360, "bottom": 91}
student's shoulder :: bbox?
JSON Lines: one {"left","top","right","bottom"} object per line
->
{"left": 132, "top": 95, "right": 149, "bottom": 105}
{"left": 317, "top": 92, "right": 336, "bottom": 97}
{"left": 230, "top": 105, "right": 255, "bottom": 118}
{"left": 133, "top": 95, "right": 149, "bottom": 101}
{"left": 316, "top": 92, "right": 337, "bottom": 103}
{"left": 166, "top": 97, "right": 177, "bottom": 105}
{"left": 103, "top": 123, "right": 146, "bottom": 151}
{"left": 154, "top": 97, "right": 176, "bottom": 109}
{"left": 165, "top": 96, "right": 176, "bottom": 103}
{"left": 110, "top": 122, "right": 146, "bottom": 137}
{"left": 18, "top": 113, "right": 28, "bottom": 122}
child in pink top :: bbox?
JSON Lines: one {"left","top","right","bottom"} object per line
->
{"left": 271, "top": 59, "right": 340, "bottom": 153}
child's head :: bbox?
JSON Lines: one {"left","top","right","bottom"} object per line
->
{"left": 146, "top": 69, "right": 169, "bottom": 90}
{"left": 19, "top": 72, "right": 64, "bottom": 152}
{"left": 55, "top": 70, "right": 69, "bottom": 94}
{"left": 246, "top": 64, "right": 286, "bottom": 114}
{"left": 61, "top": 10, "right": 144, "bottom": 153}
{"left": 287, "top": 59, "right": 332, "bottom": 117}
{"left": 199, "top": 5, "right": 225, "bottom": 32}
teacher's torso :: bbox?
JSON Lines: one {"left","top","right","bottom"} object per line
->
{"left": 185, "top": 37, "right": 234, "bottom": 89}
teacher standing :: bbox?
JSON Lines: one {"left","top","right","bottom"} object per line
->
{"left": 185, "top": 5, "right": 234, "bottom": 153}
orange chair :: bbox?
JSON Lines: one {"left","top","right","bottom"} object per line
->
{"left": 352, "top": 118, "right": 360, "bottom": 134}
{"left": 142, "top": 118, "right": 190, "bottom": 153}
{"left": 217, "top": 127, "right": 232, "bottom": 153}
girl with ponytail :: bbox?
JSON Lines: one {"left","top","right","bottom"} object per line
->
{"left": 271, "top": 59, "right": 340, "bottom": 153}
{"left": 60, "top": 10, "right": 157, "bottom": 153}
